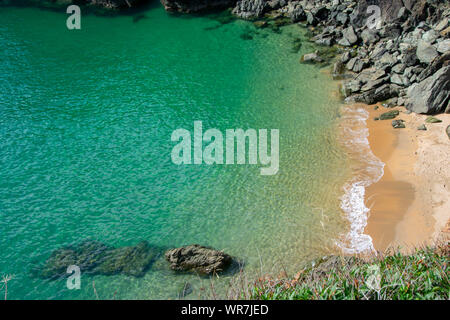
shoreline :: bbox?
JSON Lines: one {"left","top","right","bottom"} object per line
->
{"left": 360, "top": 105, "right": 450, "bottom": 253}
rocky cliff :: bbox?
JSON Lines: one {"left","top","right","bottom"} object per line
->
{"left": 159, "top": 0, "right": 449, "bottom": 114}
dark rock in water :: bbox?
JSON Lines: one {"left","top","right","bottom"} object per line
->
{"left": 407, "top": 66, "right": 450, "bottom": 114}
{"left": 392, "top": 119, "right": 405, "bottom": 128}
{"left": 379, "top": 110, "right": 400, "bottom": 120}
{"left": 291, "top": 38, "right": 302, "bottom": 53}
{"left": 161, "top": 0, "right": 237, "bottom": 13}
{"left": 446, "top": 125, "right": 450, "bottom": 140}
{"left": 240, "top": 33, "right": 254, "bottom": 40}
{"left": 417, "top": 124, "right": 427, "bottom": 130}
{"left": 165, "top": 244, "right": 233, "bottom": 275}
{"left": 253, "top": 20, "right": 268, "bottom": 28}
{"left": 300, "top": 52, "right": 323, "bottom": 64}
{"left": 40, "top": 241, "right": 109, "bottom": 279}
{"left": 39, "top": 240, "right": 161, "bottom": 279}
{"left": 133, "top": 14, "right": 148, "bottom": 23}
{"left": 425, "top": 116, "right": 442, "bottom": 123}
{"left": 332, "top": 60, "right": 345, "bottom": 79}
{"left": 94, "top": 241, "right": 159, "bottom": 277}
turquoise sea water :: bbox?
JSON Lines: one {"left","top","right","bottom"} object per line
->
{"left": 0, "top": 5, "right": 352, "bottom": 299}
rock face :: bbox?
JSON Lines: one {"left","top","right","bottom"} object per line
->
{"left": 407, "top": 66, "right": 450, "bottom": 114}
{"left": 232, "top": 0, "right": 267, "bottom": 19}
{"left": 417, "top": 40, "right": 439, "bottom": 64}
{"left": 165, "top": 244, "right": 233, "bottom": 275}
{"left": 339, "top": 26, "right": 358, "bottom": 46}
{"left": 39, "top": 241, "right": 161, "bottom": 279}
{"left": 300, "top": 52, "right": 323, "bottom": 64}
{"left": 160, "top": 0, "right": 237, "bottom": 13}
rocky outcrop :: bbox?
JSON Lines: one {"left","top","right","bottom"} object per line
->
{"left": 156, "top": 0, "right": 449, "bottom": 115}
{"left": 165, "top": 244, "right": 233, "bottom": 275}
{"left": 232, "top": 0, "right": 268, "bottom": 19}
{"left": 407, "top": 66, "right": 450, "bottom": 114}
{"left": 160, "top": 0, "right": 237, "bottom": 13}
{"left": 39, "top": 240, "right": 161, "bottom": 279}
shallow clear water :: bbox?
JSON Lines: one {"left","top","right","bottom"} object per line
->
{"left": 0, "top": 5, "right": 352, "bottom": 299}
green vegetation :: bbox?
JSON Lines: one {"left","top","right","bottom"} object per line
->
{"left": 246, "top": 245, "right": 449, "bottom": 300}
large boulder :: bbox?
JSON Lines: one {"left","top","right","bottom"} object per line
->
{"left": 161, "top": 0, "right": 237, "bottom": 13}
{"left": 339, "top": 26, "right": 358, "bottom": 46}
{"left": 350, "top": 84, "right": 400, "bottom": 105}
{"left": 407, "top": 66, "right": 450, "bottom": 114}
{"left": 416, "top": 40, "right": 439, "bottom": 64}
{"left": 165, "top": 244, "right": 233, "bottom": 275}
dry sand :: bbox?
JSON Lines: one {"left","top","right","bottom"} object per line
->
{"left": 364, "top": 106, "right": 450, "bottom": 253}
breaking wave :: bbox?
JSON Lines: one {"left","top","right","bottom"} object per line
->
{"left": 337, "top": 106, "right": 385, "bottom": 254}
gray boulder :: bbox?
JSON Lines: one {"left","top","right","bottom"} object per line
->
{"left": 300, "top": 52, "right": 324, "bottom": 64}
{"left": 339, "top": 26, "right": 358, "bottom": 46}
{"left": 165, "top": 245, "right": 233, "bottom": 275}
{"left": 437, "top": 39, "right": 450, "bottom": 54}
{"left": 407, "top": 66, "right": 450, "bottom": 114}
{"left": 416, "top": 40, "right": 439, "bottom": 64}
{"left": 361, "top": 29, "right": 380, "bottom": 45}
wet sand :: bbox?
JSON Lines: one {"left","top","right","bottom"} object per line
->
{"left": 364, "top": 106, "right": 450, "bottom": 253}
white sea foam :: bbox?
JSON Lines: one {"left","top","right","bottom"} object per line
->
{"left": 337, "top": 106, "right": 385, "bottom": 254}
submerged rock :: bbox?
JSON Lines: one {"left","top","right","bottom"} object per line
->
{"left": 447, "top": 125, "right": 450, "bottom": 140}
{"left": 300, "top": 52, "right": 323, "bottom": 64}
{"left": 165, "top": 244, "right": 233, "bottom": 275}
{"left": 40, "top": 240, "right": 161, "bottom": 279}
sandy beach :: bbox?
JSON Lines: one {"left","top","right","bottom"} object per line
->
{"left": 364, "top": 106, "right": 450, "bottom": 253}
